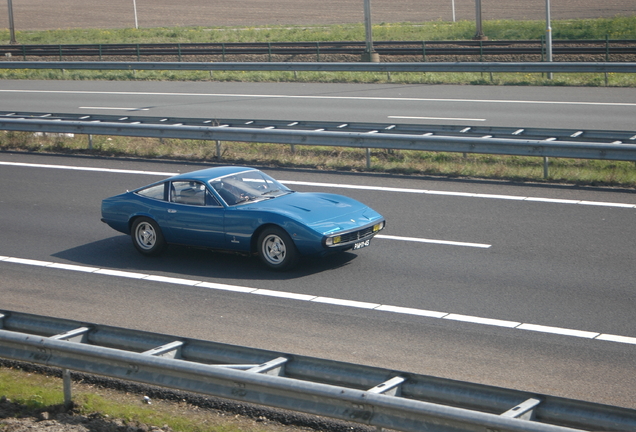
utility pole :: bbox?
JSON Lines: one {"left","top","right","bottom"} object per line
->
{"left": 7, "top": 0, "right": 17, "bottom": 44}
{"left": 133, "top": 0, "right": 139, "bottom": 29}
{"left": 361, "top": 0, "right": 379, "bottom": 62}
{"left": 473, "top": 0, "right": 487, "bottom": 40}
{"left": 545, "top": 0, "right": 553, "bottom": 79}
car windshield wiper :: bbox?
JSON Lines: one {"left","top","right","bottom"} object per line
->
{"left": 261, "top": 189, "right": 281, "bottom": 195}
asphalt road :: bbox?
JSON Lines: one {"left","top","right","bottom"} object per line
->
{"left": 1, "top": 81, "right": 635, "bottom": 410}
{"left": 1, "top": 80, "right": 636, "bottom": 131}
{"left": 1, "top": 151, "right": 635, "bottom": 409}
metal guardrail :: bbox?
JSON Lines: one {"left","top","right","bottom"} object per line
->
{"left": 1, "top": 39, "right": 635, "bottom": 61}
{"left": 0, "top": 60, "right": 635, "bottom": 73}
{"left": 1, "top": 310, "right": 635, "bottom": 432}
{"left": 1, "top": 112, "right": 636, "bottom": 165}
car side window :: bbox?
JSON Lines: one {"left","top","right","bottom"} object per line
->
{"left": 136, "top": 183, "right": 166, "bottom": 201}
{"left": 171, "top": 181, "right": 221, "bottom": 207}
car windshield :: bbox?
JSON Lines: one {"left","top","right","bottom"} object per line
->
{"left": 210, "top": 170, "right": 293, "bottom": 206}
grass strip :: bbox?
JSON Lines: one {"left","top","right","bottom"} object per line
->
{"left": 1, "top": 17, "right": 636, "bottom": 86}
{"left": 2, "top": 16, "right": 636, "bottom": 44}
{"left": 2, "top": 132, "right": 635, "bottom": 187}
{"left": 0, "top": 365, "right": 318, "bottom": 432}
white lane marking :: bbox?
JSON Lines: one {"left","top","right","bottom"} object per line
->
{"left": 443, "top": 314, "right": 520, "bottom": 328}
{"left": 375, "top": 305, "right": 447, "bottom": 318}
{"left": 2, "top": 88, "right": 636, "bottom": 107}
{"left": 311, "top": 297, "right": 380, "bottom": 309}
{"left": 517, "top": 323, "right": 600, "bottom": 339}
{"left": 281, "top": 180, "right": 636, "bottom": 208}
{"left": 1, "top": 254, "right": 634, "bottom": 346}
{"left": 79, "top": 106, "right": 149, "bottom": 111}
{"left": 596, "top": 334, "right": 636, "bottom": 344}
{"left": 376, "top": 234, "right": 491, "bottom": 249}
{"left": 0, "top": 161, "right": 176, "bottom": 176}
{"left": 252, "top": 289, "right": 316, "bottom": 301}
{"left": 2, "top": 161, "right": 635, "bottom": 209}
{"left": 389, "top": 116, "right": 486, "bottom": 122}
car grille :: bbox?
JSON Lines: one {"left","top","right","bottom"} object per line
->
{"left": 338, "top": 226, "right": 376, "bottom": 243}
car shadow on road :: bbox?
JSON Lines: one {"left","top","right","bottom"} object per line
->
{"left": 52, "top": 235, "right": 358, "bottom": 281}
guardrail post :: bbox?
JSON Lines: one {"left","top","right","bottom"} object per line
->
{"left": 366, "top": 148, "right": 371, "bottom": 169}
{"left": 216, "top": 140, "right": 221, "bottom": 159}
{"left": 422, "top": 41, "right": 426, "bottom": 62}
{"left": 605, "top": 35, "right": 610, "bottom": 86}
{"left": 543, "top": 157, "right": 549, "bottom": 179}
{"left": 222, "top": 43, "right": 226, "bottom": 62}
{"left": 59, "top": 45, "right": 63, "bottom": 61}
{"left": 63, "top": 369, "right": 72, "bottom": 409}
{"left": 88, "top": 134, "right": 93, "bottom": 150}
{"left": 316, "top": 42, "right": 320, "bottom": 62}
{"left": 268, "top": 42, "right": 272, "bottom": 62}
{"left": 178, "top": 43, "right": 182, "bottom": 62}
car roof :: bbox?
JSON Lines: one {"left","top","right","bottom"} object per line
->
{"left": 170, "top": 166, "right": 255, "bottom": 182}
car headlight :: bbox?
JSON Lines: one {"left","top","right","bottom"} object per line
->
{"left": 326, "top": 235, "right": 342, "bottom": 246}
{"left": 373, "top": 221, "right": 385, "bottom": 232}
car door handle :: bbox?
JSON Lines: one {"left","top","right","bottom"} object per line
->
{"left": 168, "top": 209, "right": 177, "bottom": 213}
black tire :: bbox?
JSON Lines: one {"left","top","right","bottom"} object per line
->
{"left": 131, "top": 217, "right": 166, "bottom": 256}
{"left": 257, "top": 227, "right": 299, "bottom": 271}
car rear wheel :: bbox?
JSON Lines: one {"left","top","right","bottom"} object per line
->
{"left": 258, "top": 227, "right": 299, "bottom": 271}
{"left": 131, "top": 217, "right": 166, "bottom": 256}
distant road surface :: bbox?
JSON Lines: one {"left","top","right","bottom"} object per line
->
{"left": 1, "top": 0, "right": 634, "bottom": 31}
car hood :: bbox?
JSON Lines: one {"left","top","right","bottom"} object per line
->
{"left": 242, "top": 192, "right": 383, "bottom": 235}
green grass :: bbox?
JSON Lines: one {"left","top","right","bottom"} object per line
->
{"left": 0, "top": 366, "right": 291, "bottom": 432}
{"left": 2, "top": 16, "right": 636, "bottom": 44}
{"left": 1, "top": 16, "right": 635, "bottom": 86}
{"left": 2, "top": 132, "right": 636, "bottom": 187}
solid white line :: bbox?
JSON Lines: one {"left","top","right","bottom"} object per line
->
{"left": 443, "top": 314, "right": 520, "bottom": 328}
{"left": 388, "top": 115, "right": 486, "bottom": 122}
{"left": 311, "top": 297, "right": 380, "bottom": 309}
{"left": 0, "top": 161, "right": 177, "bottom": 176}
{"left": 144, "top": 275, "right": 202, "bottom": 286}
{"left": 376, "top": 234, "right": 491, "bottom": 249}
{"left": 196, "top": 281, "right": 256, "bottom": 293}
{"left": 79, "top": 106, "right": 149, "bottom": 111}
{"left": 252, "top": 289, "right": 317, "bottom": 301}
{"left": 3, "top": 162, "right": 635, "bottom": 209}
{"left": 517, "top": 323, "right": 600, "bottom": 339}
{"left": 375, "top": 305, "right": 447, "bottom": 318}
{"left": 2, "top": 89, "right": 636, "bottom": 107}
{"left": 2, "top": 255, "right": 634, "bottom": 346}
{"left": 596, "top": 334, "right": 636, "bottom": 345}
{"left": 282, "top": 180, "right": 636, "bottom": 208}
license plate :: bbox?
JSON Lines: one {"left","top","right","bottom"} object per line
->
{"left": 353, "top": 239, "right": 370, "bottom": 250}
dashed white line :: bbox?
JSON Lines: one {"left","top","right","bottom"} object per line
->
{"left": 388, "top": 115, "right": 486, "bottom": 122}
{"left": 3, "top": 89, "right": 636, "bottom": 107}
{"left": 1, "top": 255, "right": 634, "bottom": 346}
{"left": 79, "top": 106, "right": 150, "bottom": 111}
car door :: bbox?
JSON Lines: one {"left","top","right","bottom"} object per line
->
{"left": 162, "top": 181, "right": 226, "bottom": 248}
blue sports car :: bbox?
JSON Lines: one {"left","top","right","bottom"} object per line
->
{"left": 101, "top": 166, "right": 385, "bottom": 270}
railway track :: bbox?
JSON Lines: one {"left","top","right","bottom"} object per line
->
{"left": 2, "top": 39, "right": 636, "bottom": 62}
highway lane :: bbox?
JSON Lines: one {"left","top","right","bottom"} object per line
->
{"left": 1, "top": 80, "right": 636, "bottom": 131}
{"left": 0, "top": 153, "right": 635, "bottom": 409}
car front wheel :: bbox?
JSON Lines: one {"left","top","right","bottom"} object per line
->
{"left": 131, "top": 217, "right": 166, "bottom": 256}
{"left": 258, "top": 227, "right": 299, "bottom": 271}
